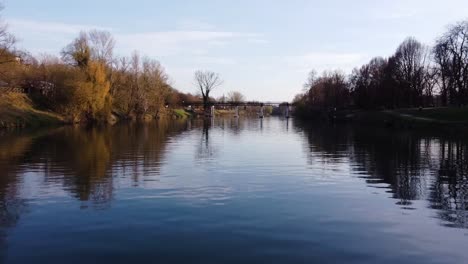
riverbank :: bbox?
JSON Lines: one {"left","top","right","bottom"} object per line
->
{"left": 338, "top": 107, "right": 468, "bottom": 130}
{"left": 0, "top": 92, "right": 64, "bottom": 129}
{"left": 0, "top": 92, "right": 197, "bottom": 130}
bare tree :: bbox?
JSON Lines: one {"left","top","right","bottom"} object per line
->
{"left": 307, "top": 70, "right": 350, "bottom": 109}
{"left": 111, "top": 52, "right": 170, "bottom": 118}
{"left": 393, "top": 37, "right": 432, "bottom": 107}
{"left": 0, "top": 4, "right": 16, "bottom": 65}
{"left": 350, "top": 57, "right": 388, "bottom": 109}
{"left": 88, "top": 30, "right": 115, "bottom": 65}
{"left": 61, "top": 30, "right": 115, "bottom": 68}
{"left": 433, "top": 20, "right": 468, "bottom": 106}
{"left": 227, "top": 91, "right": 246, "bottom": 102}
{"left": 141, "top": 56, "right": 169, "bottom": 116}
{"left": 130, "top": 52, "right": 141, "bottom": 114}
{"left": 303, "top": 70, "right": 317, "bottom": 91}
{"left": 61, "top": 31, "right": 90, "bottom": 68}
{"left": 194, "top": 70, "right": 223, "bottom": 110}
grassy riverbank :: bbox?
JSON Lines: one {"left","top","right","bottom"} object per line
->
{"left": 0, "top": 92, "right": 64, "bottom": 129}
{"left": 341, "top": 107, "right": 468, "bottom": 129}
{"left": 393, "top": 108, "right": 468, "bottom": 123}
{"left": 0, "top": 93, "right": 198, "bottom": 129}
{"left": 172, "top": 109, "right": 192, "bottom": 119}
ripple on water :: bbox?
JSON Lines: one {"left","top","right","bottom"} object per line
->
{"left": 0, "top": 118, "right": 467, "bottom": 263}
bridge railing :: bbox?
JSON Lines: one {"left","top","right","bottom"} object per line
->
{"left": 181, "top": 101, "right": 292, "bottom": 107}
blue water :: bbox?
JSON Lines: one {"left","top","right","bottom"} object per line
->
{"left": 0, "top": 118, "right": 467, "bottom": 263}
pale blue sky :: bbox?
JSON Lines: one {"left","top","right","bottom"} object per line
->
{"left": 3, "top": 0, "right": 468, "bottom": 101}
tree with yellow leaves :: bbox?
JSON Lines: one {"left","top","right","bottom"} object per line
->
{"left": 62, "top": 32, "right": 111, "bottom": 122}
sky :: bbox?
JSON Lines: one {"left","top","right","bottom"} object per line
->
{"left": 3, "top": 0, "right": 468, "bottom": 101}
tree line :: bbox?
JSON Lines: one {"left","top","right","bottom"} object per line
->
{"left": 1, "top": 18, "right": 190, "bottom": 123}
{"left": 294, "top": 19, "right": 468, "bottom": 117}
{"left": 1, "top": 15, "right": 178, "bottom": 122}
{"left": 0, "top": 5, "right": 249, "bottom": 123}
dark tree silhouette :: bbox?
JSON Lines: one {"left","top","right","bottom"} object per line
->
{"left": 194, "top": 70, "right": 223, "bottom": 112}
{"left": 433, "top": 21, "right": 468, "bottom": 106}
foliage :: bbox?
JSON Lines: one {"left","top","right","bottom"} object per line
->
{"left": 0, "top": 2, "right": 178, "bottom": 124}
{"left": 298, "top": 70, "right": 350, "bottom": 114}
{"left": 112, "top": 53, "right": 170, "bottom": 118}
{"left": 0, "top": 92, "right": 63, "bottom": 128}
{"left": 295, "top": 20, "right": 468, "bottom": 118}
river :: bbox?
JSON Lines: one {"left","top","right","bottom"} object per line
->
{"left": 0, "top": 117, "right": 467, "bottom": 263}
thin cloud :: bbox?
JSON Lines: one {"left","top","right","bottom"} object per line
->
{"left": 193, "top": 56, "right": 237, "bottom": 65}
{"left": 284, "top": 52, "right": 368, "bottom": 73}
{"left": 176, "top": 19, "right": 217, "bottom": 31}
{"left": 8, "top": 18, "right": 266, "bottom": 57}
{"left": 116, "top": 31, "right": 264, "bottom": 57}
{"left": 8, "top": 18, "right": 112, "bottom": 35}
{"left": 371, "top": 10, "right": 419, "bottom": 20}
{"left": 247, "top": 38, "right": 269, "bottom": 44}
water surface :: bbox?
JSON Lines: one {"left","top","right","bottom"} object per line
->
{"left": 0, "top": 118, "right": 467, "bottom": 263}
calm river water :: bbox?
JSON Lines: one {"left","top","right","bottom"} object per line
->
{"left": 0, "top": 117, "right": 467, "bottom": 263}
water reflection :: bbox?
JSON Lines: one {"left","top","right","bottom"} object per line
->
{"left": 0, "top": 130, "right": 38, "bottom": 257}
{"left": 195, "top": 119, "right": 216, "bottom": 162}
{"left": 0, "top": 121, "right": 190, "bottom": 206}
{"left": 295, "top": 121, "right": 468, "bottom": 229}
{"left": 0, "top": 118, "right": 467, "bottom": 263}
{"left": 431, "top": 139, "right": 468, "bottom": 228}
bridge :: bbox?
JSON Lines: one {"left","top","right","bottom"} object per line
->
{"left": 181, "top": 101, "right": 293, "bottom": 118}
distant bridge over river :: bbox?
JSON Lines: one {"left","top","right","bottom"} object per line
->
{"left": 182, "top": 101, "right": 291, "bottom": 107}
{"left": 181, "top": 101, "right": 293, "bottom": 118}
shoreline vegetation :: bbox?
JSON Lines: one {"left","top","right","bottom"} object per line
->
{"left": 293, "top": 19, "right": 468, "bottom": 130}
{"left": 0, "top": 92, "right": 63, "bottom": 128}
{"left": 0, "top": 91, "right": 273, "bottom": 129}
{"left": 1, "top": 2, "right": 468, "bottom": 130}
{"left": 0, "top": 4, "right": 254, "bottom": 130}
{"left": 336, "top": 108, "right": 468, "bottom": 130}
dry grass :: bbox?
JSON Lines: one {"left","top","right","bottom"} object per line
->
{"left": 0, "top": 92, "right": 63, "bottom": 128}
{"left": 395, "top": 107, "right": 468, "bottom": 123}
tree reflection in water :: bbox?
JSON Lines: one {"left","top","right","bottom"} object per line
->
{"left": 195, "top": 118, "right": 215, "bottom": 162}
{"left": 431, "top": 139, "right": 468, "bottom": 228}
{"left": 0, "top": 131, "right": 37, "bottom": 260}
{"left": 0, "top": 118, "right": 467, "bottom": 260}
{"left": 295, "top": 121, "right": 468, "bottom": 229}
{"left": 0, "top": 120, "right": 189, "bottom": 209}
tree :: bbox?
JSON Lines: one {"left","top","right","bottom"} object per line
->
{"left": 0, "top": 11, "right": 177, "bottom": 123}
{"left": 307, "top": 71, "right": 350, "bottom": 109}
{"left": 350, "top": 57, "right": 387, "bottom": 109}
{"left": 79, "top": 60, "right": 111, "bottom": 121}
{"left": 25, "top": 56, "right": 75, "bottom": 110}
{"left": 109, "top": 56, "right": 130, "bottom": 114}
{"left": 111, "top": 52, "right": 170, "bottom": 118}
{"left": 194, "top": 70, "right": 223, "bottom": 110}
{"left": 0, "top": 4, "right": 16, "bottom": 66}
{"left": 293, "top": 70, "right": 351, "bottom": 118}
{"left": 227, "top": 91, "right": 245, "bottom": 103}
{"left": 61, "top": 30, "right": 115, "bottom": 68}
{"left": 60, "top": 33, "right": 111, "bottom": 121}
{"left": 61, "top": 32, "right": 91, "bottom": 69}
{"left": 139, "top": 56, "right": 170, "bottom": 116}
{"left": 393, "top": 37, "right": 432, "bottom": 107}
{"left": 88, "top": 30, "right": 115, "bottom": 65}
{"left": 433, "top": 20, "right": 468, "bottom": 106}
{"left": 303, "top": 70, "right": 317, "bottom": 91}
